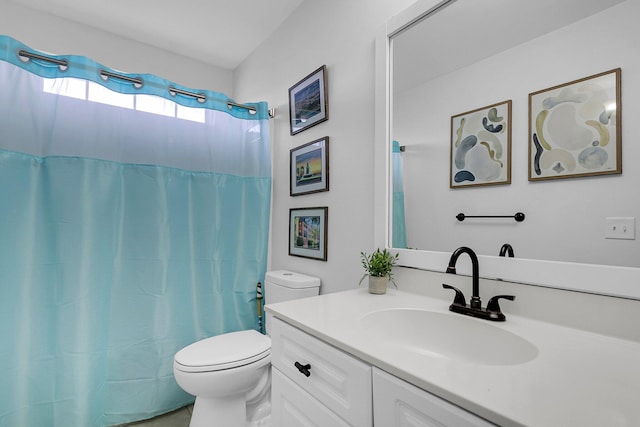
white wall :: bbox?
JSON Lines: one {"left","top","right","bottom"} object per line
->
{"left": 0, "top": 1, "right": 233, "bottom": 95}
{"left": 234, "top": 0, "right": 415, "bottom": 294}
{"left": 394, "top": 0, "right": 640, "bottom": 267}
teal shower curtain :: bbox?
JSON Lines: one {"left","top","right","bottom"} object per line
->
{"left": 0, "top": 36, "right": 271, "bottom": 426}
{"left": 392, "top": 141, "right": 407, "bottom": 248}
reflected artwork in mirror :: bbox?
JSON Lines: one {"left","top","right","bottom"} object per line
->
{"left": 450, "top": 100, "right": 511, "bottom": 188}
{"left": 528, "top": 68, "right": 621, "bottom": 181}
{"left": 377, "top": 0, "right": 640, "bottom": 299}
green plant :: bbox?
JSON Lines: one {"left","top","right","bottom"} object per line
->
{"left": 359, "top": 248, "right": 399, "bottom": 287}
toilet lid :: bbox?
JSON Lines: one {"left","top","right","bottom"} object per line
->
{"left": 174, "top": 330, "right": 271, "bottom": 373}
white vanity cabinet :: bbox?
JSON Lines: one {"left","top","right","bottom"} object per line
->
{"left": 270, "top": 317, "right": 373, "bottom": 426}
{"left": 267, "top": 288, "right": 640, "bottom": 426}
{"left": 373, "top": 368, "right": 496, "bottom": 427}
{"left": 270, "top": 317, "right": 495, "bottom": 427}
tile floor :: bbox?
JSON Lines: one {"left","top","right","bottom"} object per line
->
{"left": 115, "top": 404, "right": 193, "bottom": 427}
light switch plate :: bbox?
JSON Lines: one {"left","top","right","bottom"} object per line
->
{"left": 605, "top": 217, "right": 635, "bottom": 240}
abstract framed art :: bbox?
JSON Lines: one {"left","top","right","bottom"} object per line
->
{"left": 450, "top": 100, "right": 512, "bottom": 188}
{"left": 529, "top": 68, "right": 621, "bottom": 181}
{"left": 290, "top": 137, "right": 329, "bottom": 196}
{"left": 288, "top": 65, "right": 328, "bottom": 135}
{"left": 289, "top": 207, "right": 328, "bottom": 261}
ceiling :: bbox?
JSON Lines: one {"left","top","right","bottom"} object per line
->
{"left": 392, "top": 0, "right": 625, "bottom": 94}
{"left": 7, "top": 0, "right": 304, "bottom": 70}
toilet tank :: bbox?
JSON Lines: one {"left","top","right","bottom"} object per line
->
{"left": 264, "top": 270, "right": 320, "bottom": 333}
{"left": 264, "top": 270, "right": 321, "bottom": 305}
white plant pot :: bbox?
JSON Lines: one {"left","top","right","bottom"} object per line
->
{"left": 368, "top": 276, "right": 388, "bottom": 294}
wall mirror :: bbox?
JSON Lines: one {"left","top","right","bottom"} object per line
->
{"left": 377, "top": 0, "right": 640, "bottom": 299}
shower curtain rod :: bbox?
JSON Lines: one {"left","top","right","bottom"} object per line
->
{"left": 17, "top": 48, "right": 275, "bottom": 118}
{"left": 100, "top": 69, "right": 143, "bottom": 87}
{"left": 18, "top": 49, "right": 68, "bottom": 67}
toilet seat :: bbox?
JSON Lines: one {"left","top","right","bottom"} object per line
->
{"left": 174, "top": 330, "right": 271, "bottom": 373}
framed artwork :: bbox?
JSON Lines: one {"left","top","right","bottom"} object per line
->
{"left": 289, "top": 207, "right": 328, "bottom": 261}
{"left": 450, "top": 100, "right": 512, "bottom": 188}
{"left": 290, "top": 137, "right": 330, "bottom": 196}
{"left": 289, "top": 65, "right": 328, "bottom": 135}
{"left": 529, "top": 68, "right": 621, "bottom": 181}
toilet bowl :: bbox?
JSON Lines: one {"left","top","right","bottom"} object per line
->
{"left": 173, "top": 270, "right": 321, "bottom": 427}
{"left": 174, "top": 330, "right": 271, "bottom": 427}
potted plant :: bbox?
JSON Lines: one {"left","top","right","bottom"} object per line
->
{"left": 359, "top": 248, "right": 399, "bottom": 294}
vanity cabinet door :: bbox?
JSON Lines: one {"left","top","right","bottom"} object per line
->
{"left": 272, "top": 367, "right": 351, "bottom": 427}
{"left": 373, "top": 368, "right": 496, "bottom": 427}
{"left": 270, "top": 317, "right": 373, "bottom": 426}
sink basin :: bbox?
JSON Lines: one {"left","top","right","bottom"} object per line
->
{"left": 361, "top": 308, "right": 538, "bottom": 365}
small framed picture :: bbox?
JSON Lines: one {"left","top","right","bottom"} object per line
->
{"left": 528, "top": 68, "right": 621, "bottom": 181}
{"left": 290, "top": 137, "right": 330, "bottom": 196}
{"left": 450, "top": 100, "right": 512, "bottom": 188}
{"left": 289, "top": 207, "right": 328, "bottom": 261}
{"left": 289, "top": 65, "right": 328, "bottom": 135}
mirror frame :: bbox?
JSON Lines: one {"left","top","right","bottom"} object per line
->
{"left": 374, "top": 0, "right": 640, "bottom": 300}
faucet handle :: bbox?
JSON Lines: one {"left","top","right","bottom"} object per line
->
{"left": 442, "top": 284, "right": 466, "bottom": 306}
{"left": 486, "top": 295, "right": 515, "bottom": 313}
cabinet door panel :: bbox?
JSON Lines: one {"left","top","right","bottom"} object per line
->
{"left": 272, "top": 367, "right": 350, "bottom": 427}
{"left": 373, "top": 368, "right": 495, "bottom": 427}
{"left": 271, "top": 318, "right": 372, "bottom": 426}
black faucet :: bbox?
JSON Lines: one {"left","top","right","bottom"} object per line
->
{"left": 499, "top": 243, "right": 514, "bottom": 257}
{"left": 442, "top": 246, "right": 515, "bottom": 321}
{"left": 445, "top": 246, "right": 481, "bottom": 309}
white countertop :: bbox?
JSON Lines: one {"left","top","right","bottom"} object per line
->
{"left": 265, "top": 288, "right": 640, "bottom": 427}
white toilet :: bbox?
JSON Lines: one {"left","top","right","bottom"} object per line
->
{"left": 173, "top": 270, "right": 321, "bottom": 427}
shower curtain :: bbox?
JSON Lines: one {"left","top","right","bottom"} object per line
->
{"left": 0, "top": 36, "right": 271, "bottom": 427}
{"left": 392, "top": 141, "right": 407, "bottom": 248}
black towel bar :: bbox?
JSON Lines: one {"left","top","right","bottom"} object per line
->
{"left": 456, "top": 212, "right": 525, "bottom": 222}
